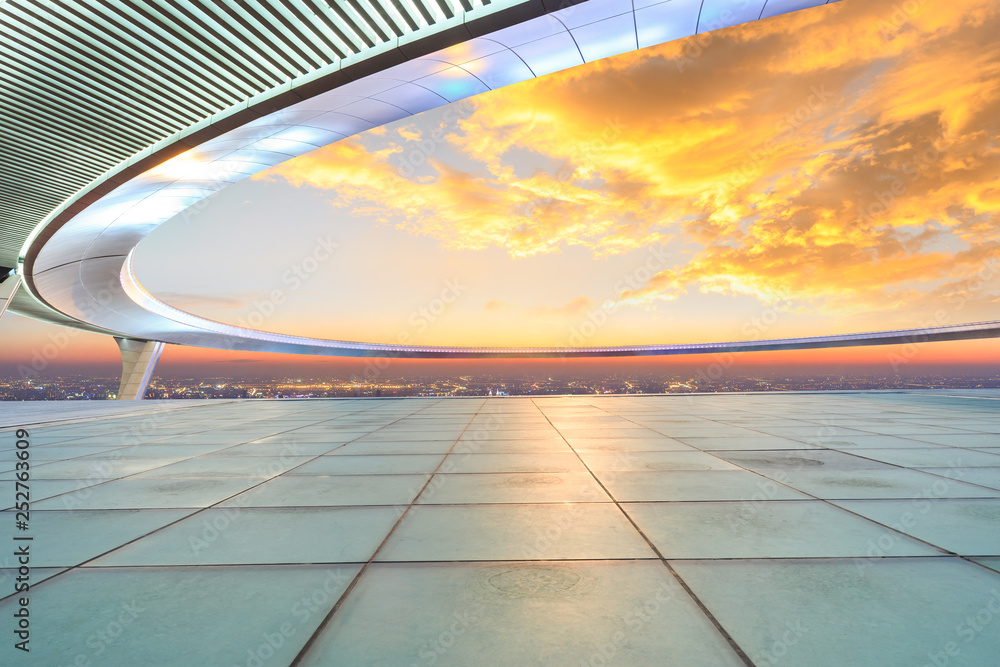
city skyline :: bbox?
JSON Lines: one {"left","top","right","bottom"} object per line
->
{"left": 5, "top": 371, "right": 1000, "bottom": 401}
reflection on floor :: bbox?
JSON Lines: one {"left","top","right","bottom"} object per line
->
{"left": 2, "top": 392, "right": 999, "bottom": 666}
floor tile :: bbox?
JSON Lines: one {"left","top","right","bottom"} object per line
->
{"left": 0, "top": 509, "right": 194, "bottom": 566}
{"left": 677, "top": 435, "right": 818, "bottom": 450}
{"left": 333, "top": 440, "right": 457, "bottom": 455}
{"left": 377, "top": 504, "right": 655, "bottom": 561}
{"left": 715, "top": 450, "right": 899, "bottom": 471}
{"left": 0, "top": 565, "right": 360, "bottom": 665}
{"left": 93, "top": 507, "right": 400, "bottom": 565}
{"left": 416, "top": 472, "right": 609, "bottom": 504}
{"left": 916, "top": 467, "right": 1000, "bottom": 490}
{"left": 0, "top": 478, "right": 106, "bottom": 509}
{"left": 289, "top": 454, "right": 445, "bottom": 475}
{"left": 32, "top": 477, "right": 260, "bottom": 510}
{"left": 568, "top": 437, "right": 696, "bottom": 452}
{"left": 579, "top": 450, "right": 741, "bottom": 472}
{"left": 766, "top": 468, "right": 1000, "bottom": 500}
{"left": 623, "top": 501, "right": 942, "bottom": 559}
{"left": 672, "top": 557, "right": 1000, "bottom": 667}
{"left": 211, "top": 442, "right": 343, "bottom": 456}
{"left": 599, "top": 470, "right": 810, "bottom": 502}
{"left": 831, "top": 499, "right": 1000, "bottom": 556}
{"left": 6, "top": 458, "right": 186, "bottom": 480}
{"left": 971, "top": 557, "right": 1000, "bottom": 573}
{"left": 300, "top": 561, "right": 743, "bottom": 666}
{"left": 457, "top": 439, "right": 572, "bottom": 453}
{"left": 129, "top": 456, "right": 313, "bottom": 478}
{"left": 0, "top": 567, "right": 66, "bottom": 600}
{"left": 219, "top": 474, "right": 430, "bottom": 507}
{"left": 441, "top": 452, "right": 588, "bottom": 473}
{"left": 845, "top": 448, "right": 1000, "bottom": 468}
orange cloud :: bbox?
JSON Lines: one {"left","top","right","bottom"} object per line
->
{"left": 256, "top": 0, "right": 1000, "bottom": 332}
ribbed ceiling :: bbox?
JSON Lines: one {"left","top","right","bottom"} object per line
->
{"left": 0, "top": 0, "right": 515, "bottom": 267}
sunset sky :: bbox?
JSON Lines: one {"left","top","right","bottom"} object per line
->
{"left": 2, "top": 0, "right": 999, "bottom": 378}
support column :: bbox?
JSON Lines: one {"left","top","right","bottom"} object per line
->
{"left": 114, "top": 337, "right": 164, "bottom": 400}
{"left": 0, "top": 273, "right": 21, "bottom": 321}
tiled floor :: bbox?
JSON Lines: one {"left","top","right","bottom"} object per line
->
{"left": 1, "top": 391, "right": 999, "bottom": 666}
